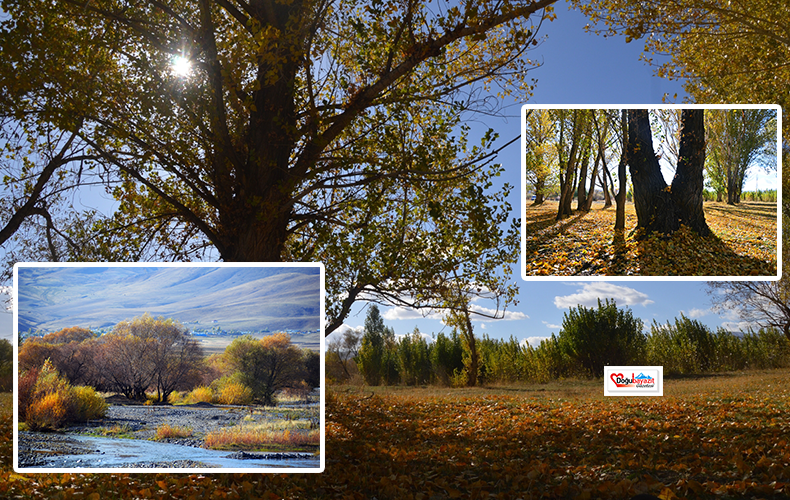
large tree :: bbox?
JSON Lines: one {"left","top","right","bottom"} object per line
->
{"left": 572, "top": 0, "right": 789, "bottom": 212}
{"left": 225, "top": 333, "right": 305, "bottom": 405}
{"left": 98, "top": 314, "right": 203, "bottom": 402}
{"left": 0, "top": 0, "right": 555, "bottom": 332}
{"left": 627, "top": 108, "right": 709, "bottom": 237}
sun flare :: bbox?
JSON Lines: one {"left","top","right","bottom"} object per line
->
{"left": 171, "top": 55, "right": 192, "bottom": 77}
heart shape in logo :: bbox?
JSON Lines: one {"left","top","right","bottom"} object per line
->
{"left": 610, "top": 372, "right": 627, "bottom": 387}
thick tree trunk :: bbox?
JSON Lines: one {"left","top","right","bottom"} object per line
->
{"left": 671, "top": 109, "right": 710, "bottom": 236}
{"left": 533, "top": 178, "right": 545, "bottom": 205}
{"left": 628, "top": 109, "right": 678, "bottom": 236}
{"left": 627, "top": 109, "right": 710, "bottom": 238}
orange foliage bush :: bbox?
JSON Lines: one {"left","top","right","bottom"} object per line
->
{"left": 19, "top": 359, "right": 107, "bottom": 430}
{"left": 185, "top": 386, "right": 214, "bottom": 403}
{"left": 217, "top": 380, "right": 253, "bottom": 405}
{"left": 26, "top": 392, "right": 70, "bottom": 431}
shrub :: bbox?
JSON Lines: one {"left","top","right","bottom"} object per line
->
{"left": 17, "top": 367, "right": 40, "bottom": 422}
{"left": 204, "top": 425, "right": 319, "bottom": 450}
{"left": 186, "top": 385, "right": 215, "bottom": 404}
{"left": 216, "top": 380, "right": 253, "bottom": 405}
{"left": 21, "top": 359, "right": 108, "bottom": 430}
{"left": 27, "top": 391, "right": 71, "bottom": 431}
{"left": 556, "top": 299, "right": 645, "bottom": 378}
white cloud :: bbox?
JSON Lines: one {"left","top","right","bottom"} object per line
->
{"left": 521, "top": 336, "right": 549, "bottom": 348}
{"left": 382, "top": 307, "right": 444, "bottom": 321}
{"left": 542, "top": 320, "right": 561, "bottom": 330}
{"left": 686, "top": 308, "right": 708, "bottom": 318}
{"left": 721, "top": 320, "right": 760, "bottom": 333}
{"left": 325, "top": 324, "right": 363, "bottom": 347}
{"left": 381, "top": 304, "right": 528, "bottom": 322}
{"left": 554, "top": 282, "right": 654, "bottom": 309}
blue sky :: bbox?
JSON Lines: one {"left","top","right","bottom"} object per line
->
{"left": 0, "top": 4, "right": 777, "bottom": 343}
{"left": 329, "top": 5, "right": 774, "bottom": 346}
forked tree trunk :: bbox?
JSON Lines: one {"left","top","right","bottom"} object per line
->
{"left": 627, "top": 109, "right": 710, "bottom": 238}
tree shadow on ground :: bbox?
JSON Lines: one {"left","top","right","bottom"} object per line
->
{"left": 633, "top": 230, "right": 776, "bottom": 276}
{"left": 522, "top": 202, "right": 776, "bottom": 277}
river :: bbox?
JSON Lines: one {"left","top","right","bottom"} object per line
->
{"left": 31, "top": 434, "right": 321, "bottom": 470}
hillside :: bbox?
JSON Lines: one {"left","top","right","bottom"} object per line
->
{"left": 16, "top": 266, "right": 321, "bottom": 334}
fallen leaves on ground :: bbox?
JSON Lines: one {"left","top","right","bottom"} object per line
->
{"left": 523, "top": 201, "right": 776, "bottom": 276}
{"left": 3, "top": 371, "right": 790, "bottom": 499}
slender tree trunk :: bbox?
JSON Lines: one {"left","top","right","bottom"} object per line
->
{"left": 583, "top": 142, "right": 603, "bottom": 211}
{"left": 614, "top": 110, "right": 628, "bottom": 230}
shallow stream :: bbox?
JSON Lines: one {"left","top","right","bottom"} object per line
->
{"left": 39, "top": 435, "right": 320, "bottom": 470}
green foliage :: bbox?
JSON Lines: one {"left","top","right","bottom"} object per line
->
{"left": 556, "top": 299, "right": 645, "bottom": 377}
{"left": 396, "top": 329, "right": 431, "bottom": 386}
{"left": 224, "top": 333, "right": 304, "bottom": 406}
{"left": 357, "top": 305, "right": 390, "bottom": 386}
{"left": 430, "top": 331, "right": 465, "bottom": 386}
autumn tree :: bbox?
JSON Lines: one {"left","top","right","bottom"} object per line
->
{"left": 326, "top": 328, "right": 361, "bottom": 382}
{"left": 554, "top": 109, "right": 592, "bottom": 220}
{"left": 98, "top": 315, "right": 203, "bottom": 402}
{"left": 224, "top": 333, "right": 305, "bottom": 406}
{"left": 0, "top": 0, "right": 556, "bottom": 335}
{"left": 524, "top": 109, "right": 557, "bottom": 205}
{"left": 704, "top": 109, "right": 777, "bottom": 205}
{"left": 18, "top": 327, "right": 99, "bottom": 387}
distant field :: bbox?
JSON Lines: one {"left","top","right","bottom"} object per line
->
{"left": 197, "top": 333, "right": 320, "bottom": 355}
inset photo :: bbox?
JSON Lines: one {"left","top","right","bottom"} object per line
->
{"left": 521, "top": 105, "right": 781, "bottom": 279}
{"left": 13, "top": 262, "right": 324, "bottom": 473}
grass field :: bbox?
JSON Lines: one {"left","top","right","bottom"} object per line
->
{"left": 3, "top": 369, "right": 790, "bottom": 498}
{"left": 523, "top": 201, "right": 777, "bottom": 276}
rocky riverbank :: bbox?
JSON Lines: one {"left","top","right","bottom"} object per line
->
{"left": 18, "top": 399, "right": 318, "bottom": 468}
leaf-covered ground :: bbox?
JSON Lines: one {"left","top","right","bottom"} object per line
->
{"left": 3, "top": 370, "right": 790, "bottom": 499}
{"left": 523, "top": 201, "right": 777, "bottom": 276}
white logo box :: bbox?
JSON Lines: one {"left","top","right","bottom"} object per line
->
{"left": 604, "top": 366, "right": 664, "bottom": 396}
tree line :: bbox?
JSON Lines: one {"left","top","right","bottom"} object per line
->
{"left": 18, "top": 314, "right": 319, "bottom": 429}
{"left": 525, "top": 108, "right": 777, "bottom": 234}
{"left": 328, "top": 302, "right": 790, "bottom": 387}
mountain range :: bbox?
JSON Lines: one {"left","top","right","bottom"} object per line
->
{"left": 16, "top": 265, "right": 321, "bottom": 334}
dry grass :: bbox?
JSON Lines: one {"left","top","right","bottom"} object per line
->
{"left": 333, "top": 368, "right": 790, "bottom": 403}
{"left": 204, "top": 422, "right": 319, "bottom": 451}
{"left": 154, "top": 423, "right": 194, "bottom": 440}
